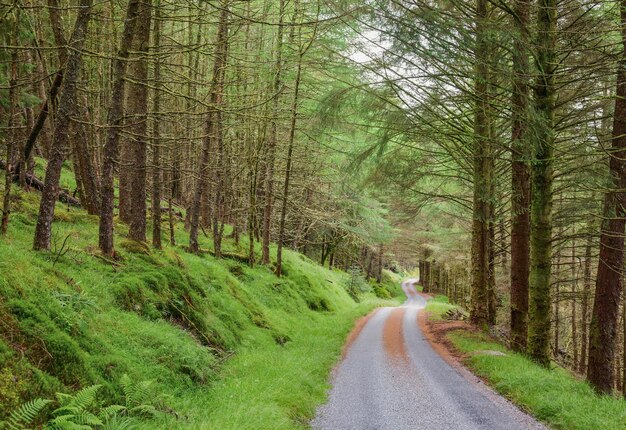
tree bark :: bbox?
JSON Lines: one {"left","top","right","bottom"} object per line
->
{"left": 276, "top": 51, "right": 303, "bottom": 276}
{"left": 587, "top": 0, "right": 626, "bottom": 393}
{"left": 580, "top": 233, "right": 592, "bottom": 374}
{"left": 469, "top": 0, "right": 494, "bottom": 327}
{"left": 528, "top": 0, "right": 556, "bottom": 366}
{"left": 151, "top": 1, "right": 162, "bottom": 249}
{"left": 127, "top": 0, "right": 152, "bottom": 243}
{"left": 189, "top": 0, "right": 230, "bottom": 253}
{"left": 33, "top": 0, "right": 93, "bottom": 250}
{"left": 98, "top": 0, "right": 141, "bottom": 257}
{"left": 1, "top": 3, "right": 20, "bottom": 235}
{"left": 261, "top": 0, "right": 286, "bottom": 265}
{"left": 510, "top": 0, "right": 531, "bottom": 353}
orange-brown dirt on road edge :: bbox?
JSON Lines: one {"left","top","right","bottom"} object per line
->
{"left": 383, "top": 308, "right": 408, "bottom": 364}
{"left": 342, "top": 308, "right": 380, "bottom": 358}
{"left": 417, "top": 311, "right": 478, "bottom": 369}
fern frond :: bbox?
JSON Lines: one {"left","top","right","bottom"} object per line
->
{"left": 101, "top": 416, "right": 136, "bottom": 430}
{"left": 45, "top": 414, "right": 92, "bottom": 430}
{"left": 129, "top": 404, "right": 158, "bottom": 417}
{"left": 55, "top": 392, "right": 73, "bottom": 406}
{"left": 70, "top": 411, "right": 102, "bottom": 426}
{"left": 4, "top": 398, "right": 51, "bottom": 430}
{"left": 127, "top": 380, "right": 153, "bottom": 407}
{"left": 66, "top": 385, "right": 101, "bottom": 410}
{"left": 119, "top": 374, "right": 132, "bottom": 400}
{"left": 98, "top": 405, "right": 126, "bottom": 420}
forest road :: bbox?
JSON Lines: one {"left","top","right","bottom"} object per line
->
{"left": 311, "top": 279, "right": 547, "bottom": 430}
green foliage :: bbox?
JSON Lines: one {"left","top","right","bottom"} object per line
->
{"left": 346, "top": 266, "right": 371, "bottom": 301}
{"left": 3, "top": 375, "right": 162, "bottom": 430}
{"left": 448, "top": 330, "right": 626, "bottom": 430}
{"left": 0, "top": 158, "right": 392, "bottom": 428}
{"left": 1, "top": 398, "right": 51, "bottom": 430}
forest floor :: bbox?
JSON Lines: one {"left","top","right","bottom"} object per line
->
{"left": 0, "top": 159, "right": 402, "bottom": 429}
{"left": 312, "top": 282, "right": 545, "bottom": 430}
{"left": 421, "top": 296, "right": 626, "bottom": 430}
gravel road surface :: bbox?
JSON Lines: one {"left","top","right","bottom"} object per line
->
{"left": 311, "top": 279, "right": 546, "bottom": 430}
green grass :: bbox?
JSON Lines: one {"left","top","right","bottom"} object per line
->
{"left": 426, "top": 297, "right": 626, "bottom": 430}
{"left": 424, "top": 294, "right": 456, "bottom": 320}
{"left": 0, "top": 164, "right": 399, "bottom": 428}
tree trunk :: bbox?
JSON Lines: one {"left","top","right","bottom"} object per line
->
{"left": 151, "top": 0, "right": 162, "bottom": 249}
{"left": 71, "top": 96, "right": 100, "bottom": 215}
{"left": 1, "top": 4, "right": 19, "bottom": 235}
{"left": 261, "top": 0, "right": 286, "bottom": 265}
{"left": 571, "top": 240, "right": 579, "bottom": 368}
{"left": 587, "top": 0, "right": 626, "bottom": 393}
{"left": 189, "top": 0, "right": 230, "bottom": 253}
{"left": 528, "top": 0, "right": 556, "bottom": 367}
{"left": 580, "top": 234, "right": 592, "bottom": 374}
{"left": 127, "top": 0, "right": 152, "bottom": 243}
{"left": 33, "top": 0, "right": 93, "bottom": 251}
{"left": 276, "top": 50, "right": 304, "bottom": 277}
{"left": 510, "top": 0, "right": 531, "bottom": 353}
{"left": 98, "top": 0, "right": 141, "bottom": 257}
{"left": 469, "top": 0, "right": 494, "bottom": 327}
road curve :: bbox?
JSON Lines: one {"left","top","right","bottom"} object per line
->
{"left": 311, "top": 279, "right": 546, "bottom": 430}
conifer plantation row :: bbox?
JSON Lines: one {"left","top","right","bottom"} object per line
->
{"left": 2, "top": 0, "right": 626, "bottom": 406}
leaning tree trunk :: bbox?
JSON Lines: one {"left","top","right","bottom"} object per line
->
{"left": 528, "top": 0, "right": 556, "bottom": 367}
{"left": 469, "top": 0, "right": 494, "bottom": 328}
{"left": 33, "top": 0, "right": 93, "bottom": 251}
{"left": 587, "top": 0, "right": 626, "bottom": 394}
{"left": 99, "top": 0, "right": 141, "bottom": 257}
{"left": 509, "top": 0, "right": 531, "bottom": 353}
{"left": 20, "top": 0, "right": 67, "bottom": 167}
{"left": 127, "top": 0, "right": 152, "bottom": 243}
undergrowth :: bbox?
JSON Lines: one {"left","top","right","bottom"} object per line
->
{"left": 426, "top": 295, "right": 626, "bottom": 430}
{"left": 0, "top": 162, "right": 400, "bottom": 428}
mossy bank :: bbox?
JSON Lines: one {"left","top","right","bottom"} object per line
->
{"left": 0, "top": 177, "right": 401, "bottom": 429}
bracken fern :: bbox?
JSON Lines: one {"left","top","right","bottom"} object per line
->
{"left": 1, "top": 398, "right": 51, "bottom": 430}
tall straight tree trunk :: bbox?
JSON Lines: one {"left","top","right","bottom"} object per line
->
{"left": 580, "top": 233, "right": 592, "bottom": 374}
{"left": 189, "top": 0, "right": 229, "bottom": 253}
{"left": 470, "top": 0, "right": 494, "bottom": 327}
{"left": 151, "top": 1, "right": 162, "bottom": 249}
{"left": 127, "top": 0, "right": 152, "bottom": 243}
{"left": 261, "top": 0, "right": 286, "bottom": 265}
{"left": 510, "top": 0, "right": 531, "bottom": 352}
{"left": 587, "top": 0, "right": 626, "bottom": 394}
{"left": 528, "top": 0, "right": 556, "bottom": 366}
{"left": 571, "top": 240, "right": 579, "bottom": 367}
{"left": 1, "top": 3, "right": 19, "bottom": 235}
{"left": 276, "top": 51, "right": 303, "bottom": 276}
{"left": 210, "top": 9, "right": 230, "bottom": 258}
{"left": 33, "top": 0, "right": 93, "bottom": 250}
{"left": 98, "top": 0, "right": 141, "bottom": 257}
{"left": 71, "top": 96, "right": 100, "bottom": 214}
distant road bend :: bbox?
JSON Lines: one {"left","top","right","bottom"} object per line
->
{"left": 312, "top": 279, "right": 546, "bottom": 430}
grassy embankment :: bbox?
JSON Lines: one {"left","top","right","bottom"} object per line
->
{"left": 0, "top": 159, "right": 402, "bottom": 429}
{"left": 425, "top": 296, "right": 626, "bottom": 430}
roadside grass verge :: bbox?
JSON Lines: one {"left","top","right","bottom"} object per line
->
{"left": 424, "top": 294, "right": 456, "bottom": 320}
{"left": 0, "top": 165, "right": 401, "bottom": 428}
{"left": 426, "top": 298, "right": 626, "bottom": 430}
{"left": 163, "top": 298, "right": 391, "bottom": 430}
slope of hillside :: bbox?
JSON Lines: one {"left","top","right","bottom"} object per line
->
{"left": 0, "top": 169, "right": 399, "bottom": 428}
